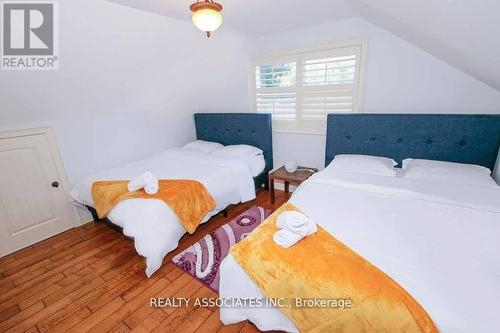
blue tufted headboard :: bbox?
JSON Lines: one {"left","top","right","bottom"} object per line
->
{"left": 325, "top": 114, "right": 500, "bottom": 170}
{"left": 194, "top": 113, "right": 273, "bottom": 188}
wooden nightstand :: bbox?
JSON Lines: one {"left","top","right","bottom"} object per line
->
{"left": 268, "top": 166, "right": 318, "bottom": 203}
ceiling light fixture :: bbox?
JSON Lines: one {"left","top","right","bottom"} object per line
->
{"left": 190, "top": 0, "right": 223, "bottom": 38}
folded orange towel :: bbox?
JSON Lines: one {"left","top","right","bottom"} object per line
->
{"left": 230, "top": 202, "right": 438, "bottom": 333}
{"left": 91, "top": 180, "right": 216, "bottom": 234}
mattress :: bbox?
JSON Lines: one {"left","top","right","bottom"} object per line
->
{"left": 219, "top": 169, "right": 500, "bottom": 333}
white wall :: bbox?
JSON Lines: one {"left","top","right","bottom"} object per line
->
{"left": 248, "top": 18, "right": 500, "bottom": 171}
{"left": 0, "top": 0, "right": 250, "bottom": 185}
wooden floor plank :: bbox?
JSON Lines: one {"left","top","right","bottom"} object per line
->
{"left": 164, "top": 266, "right": 184, "bottom": 282}
{"left": 101, "top": 255, "right": 143, "bottom": 282}
{"left": 0, "top": 304, "right": 20, "bottom": 323}
{"left": 40, "top": 306, "right": 92, "bottom": 333}
{"left": 0, "top": 247, "right": 102, "bottom": 302}
{"left": 0, "top": 255, "right": 17, "bottom": 268}
{"left": 173, "top": 306, "right": 212, "bottom": 333}
{"left": 120, "top": 263, "right": 175, "bottom": 303}
{"left": 195, "top": 308, "right": 224, "bottom": 333}
{"left": 87, "top": 264, "right": 145, "bottom": 312}
{"left": 109, "top": 322, "right": 132, "bottom": 333}
{"left": 0, "top": 280, "right": 14, "bottom": 294}
{"left": 36, "top": 251, "right": 145, "bottom": 332}
{"left": 61, "top": 239, "right": 132, "bottom": 277}
{"left": 55, "top": 273, "right": 84, "bottom": 288}
{"left": 0, "top": 258, "right": 52, "bottom": 286}
{"left": 6, "top": 277, "right": 106, "bottom": 333}
{"left": 56, "top": 296, "right": 125, "bottom": 333}
{"left": 125, "top": 275, "right": 201, "bottom": 329}
{"left": 86, "top": 277, "right": 171, "bottom": 332}
{"left": 40, "top": 247, "right": 136, "bottom": 308}
{"left": 0, "top": 301, "right": 45, "bottom": 332}
{"left": 48, "top": 228, "right": 118, "bottom": 262}
{"left": 41, "top": 260, "right": 144, "bottom": 332}
{"left": 0, "top": 273, "right": 66, "bottom": 314}
{"left": 18, "top": 281, "right": 64, "bottom": 311}
{"left": 0, "top": 189, "right": 288, "bottom": 333}
{"left": 0, "top": 230, "right": 110, "bottom": 285}
{"left": 1, "top": 248, "right": 58, "bottom": 276}
{"left": 24, "top": 326, "right": 40, "bottom": 333}
{"left": 130, "top": 309, "right": 168, "bottom": 333}
{"left": 153, "top": 284, "right": 216, "bottom": 332}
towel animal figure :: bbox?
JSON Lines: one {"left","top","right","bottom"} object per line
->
{"left": 127, "top": 171, "right": 159, "bottom": 194}
{"left": 273, "top": 210, "right": 317, "bottom": 248}
{"left": 144, "top": 174, "right": 159, "bottom": 194}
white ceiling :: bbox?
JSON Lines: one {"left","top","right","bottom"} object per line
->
{"left": 107, "top": 0, "right": 500, "bottom": 92}
{"left": 107, "top": 0, "right": 355, "bottom": 37}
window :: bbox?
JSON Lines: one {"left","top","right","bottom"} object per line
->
{"left": 252, "top": 40, "right": 367, "bottom": 134}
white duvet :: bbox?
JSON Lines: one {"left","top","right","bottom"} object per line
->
{"left": 70, "top": 148, "right": 256, "bottom": 277}
{"left": 219, "top": 169, "right": 500, "bottom": 333}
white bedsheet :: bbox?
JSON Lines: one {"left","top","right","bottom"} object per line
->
{"left": 219, "top": 170, "right": 500, "bottom": 333}
{"left": 70, "top": 148, "right": 255, "bottom": 277}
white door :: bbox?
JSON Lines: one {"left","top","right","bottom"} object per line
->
{"left": 0, "top": 128, "right": 78, "bottom": 256}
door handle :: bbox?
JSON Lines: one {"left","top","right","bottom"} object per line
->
{"left": 51, "top": 181, "right": 59, "bottom": 188}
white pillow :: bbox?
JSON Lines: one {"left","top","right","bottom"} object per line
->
{"left": 402, "top": 158, "right": 497, "bottom": 187}
{"left": 247, "top": 154, "right": 266, "bottom": 177}
{"left": 211, "top": 144, "right": 263, "bottom": 162}
{"left": 182, "top": 140, "right": 223, "bottom": 154}
{"left": 327, "top": 154, "right": 397, "bottom": 177}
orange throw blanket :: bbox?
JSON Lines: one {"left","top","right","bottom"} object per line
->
{"left": 230, "top": 203, "right": 438, "bottom": 333}
{"left": 91, "top": 180, "right": 216, "bottom": 234}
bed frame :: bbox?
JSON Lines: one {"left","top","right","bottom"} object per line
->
{"left": 325, "top": 114, "right": 500, "bottom": 169}
{"left": 194, "top": 113, "right": 273, "bottom": 190}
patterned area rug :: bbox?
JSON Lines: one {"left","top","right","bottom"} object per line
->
{"left": 172, "top": 205, "right": 271, "bottom": 292}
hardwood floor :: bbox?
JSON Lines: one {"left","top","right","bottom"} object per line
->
{"left": 0, "top": 189, "right": 290, "bottom": 333}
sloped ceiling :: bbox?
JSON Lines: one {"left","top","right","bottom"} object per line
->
{"left": 107, "top": 0, "right": 500, "bottom": 92}
{"left": 106, "top": 0, "right": 354, "bottom": 37}
{"left": 351, "top": 0, "right": 500, "bottom": 92}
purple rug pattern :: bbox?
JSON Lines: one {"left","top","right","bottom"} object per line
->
{"left": 172, "top": 205, "right": 271, "bottom": 292}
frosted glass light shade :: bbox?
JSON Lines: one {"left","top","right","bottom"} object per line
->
{"left": 192, "top": 8, "right": 223, "bottom": 33}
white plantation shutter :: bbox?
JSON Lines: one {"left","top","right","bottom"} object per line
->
{"left": 255, "top": 61, "right": 297, "bottom": 121}
{"left": 253, "top": 42, "right": 365, "bottom": 133}
{"left": 302, "top": 48, "right": 360, "bottom": 122}
{"left": 256, "top": 91, "right": 296, "bottom": 120}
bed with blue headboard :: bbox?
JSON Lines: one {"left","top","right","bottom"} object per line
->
{"left": 85, "top": 113, "right": 272, "bottom": 229}
{"left": 194, "top": 113, "right": 273, "bottom": 189}
{"left": 325, "top": 114, "right": 500, "bottom": 172}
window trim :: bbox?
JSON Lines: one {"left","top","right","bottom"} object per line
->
{"left": 249, "top": 38, "right": 368, "bottom": 135}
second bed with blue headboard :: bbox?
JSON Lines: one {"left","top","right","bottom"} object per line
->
{"left": 219, "top": 114, "right": 500, "bottom": 332}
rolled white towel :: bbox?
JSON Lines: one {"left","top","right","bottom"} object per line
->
{"left": 273, "top": 229, "right": 304, "bottom": 248}
{"left": 144, "top": 174, "right": 159, "bottom": 195}
{"left": 128, "top": 172, "right": 154, "bottom": 192}
{"left": 276, "top": 211, "right": 317, "bottom": 237}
